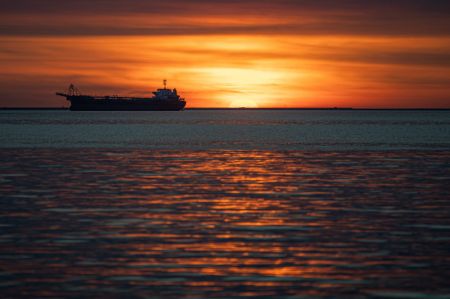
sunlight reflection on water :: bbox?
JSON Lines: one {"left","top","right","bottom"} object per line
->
{"left": 0, "top": 149, "right": 449, "bottom": 298}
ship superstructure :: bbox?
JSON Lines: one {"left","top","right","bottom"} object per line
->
{"left": 56, "top": 80, "right": 186, "bottom": 111}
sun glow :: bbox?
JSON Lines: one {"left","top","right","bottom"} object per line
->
{"left": 191, "top": 67, "right": 289, "bottom": 107}
{"left": 1, "top": 32, "right": 449, "bottom": 108}
{"left": 228, "top": 98, "right": 259, "bottom": 108}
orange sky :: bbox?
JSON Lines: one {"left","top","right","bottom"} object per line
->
{"left": 0, "top": 0, "right": 449, "bottom": 108}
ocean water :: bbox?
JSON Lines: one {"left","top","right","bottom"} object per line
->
{"left": 0, "top": 110, "right": 449, "bottom": 298}
{"left": 0, "top": 110, "right": 449, "bottom": 149}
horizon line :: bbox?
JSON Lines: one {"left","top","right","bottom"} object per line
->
{"left": 1, "top": 107, "right": 450, "bottom": 111}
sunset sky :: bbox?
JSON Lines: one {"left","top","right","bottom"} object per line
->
{"left": 1, "top": 0, "right": 449, "bottom": 108}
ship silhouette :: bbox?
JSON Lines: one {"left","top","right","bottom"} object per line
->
{"left": 56, "top": 80, "right": 186, "bottom": 111}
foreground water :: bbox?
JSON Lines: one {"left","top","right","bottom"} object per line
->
{"left": 0, "top": 111, "right": 449, "bottom": 298}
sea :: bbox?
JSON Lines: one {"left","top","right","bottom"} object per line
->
{"left": 0, "top": 110, "right": 449, "bottom": 299}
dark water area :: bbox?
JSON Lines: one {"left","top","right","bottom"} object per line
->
{"left": 0, "top": 110, "right": 449, "bottom": 150}
{"left": 1, "top": 111, "right": 450, "bottom": 298}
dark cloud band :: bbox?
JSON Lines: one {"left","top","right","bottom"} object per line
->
{"left": 1, "top": 0, "right": 449, "bottom": 37}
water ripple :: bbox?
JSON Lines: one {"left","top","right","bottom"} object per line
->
{"left": 0, "top": 149, "right": 449, "bottom": 298}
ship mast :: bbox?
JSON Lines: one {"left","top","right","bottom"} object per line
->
{"left": 68, "top": 84, "right": 80, "bottom": 96}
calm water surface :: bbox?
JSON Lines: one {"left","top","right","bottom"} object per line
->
{"left": 0, "top": 110, "right": 449, "bottom": 149}
{"left": 0, "top": 111, "right": 449, "bottom": 298}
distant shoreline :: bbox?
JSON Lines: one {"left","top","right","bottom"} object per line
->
{"left": 1, "top": 107, "right": 449, "bottom": 111}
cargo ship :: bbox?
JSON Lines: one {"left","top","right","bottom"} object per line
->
{"left": 56, "top": 80, "right": 186, "bottom": 111}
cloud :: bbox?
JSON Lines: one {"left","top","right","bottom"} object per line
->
{"left": 0, "top": 1, "right": 449, "bottom": 107}
{"left": 0, "top": 0, "right": 449, "bottom": 37}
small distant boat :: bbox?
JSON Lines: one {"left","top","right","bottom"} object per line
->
{"left": 56, "top": 80, "right": 186, "bottom": 111}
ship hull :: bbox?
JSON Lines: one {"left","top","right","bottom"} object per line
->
{"left": 66, "top": 96, "right": 186, "bottom": 111}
